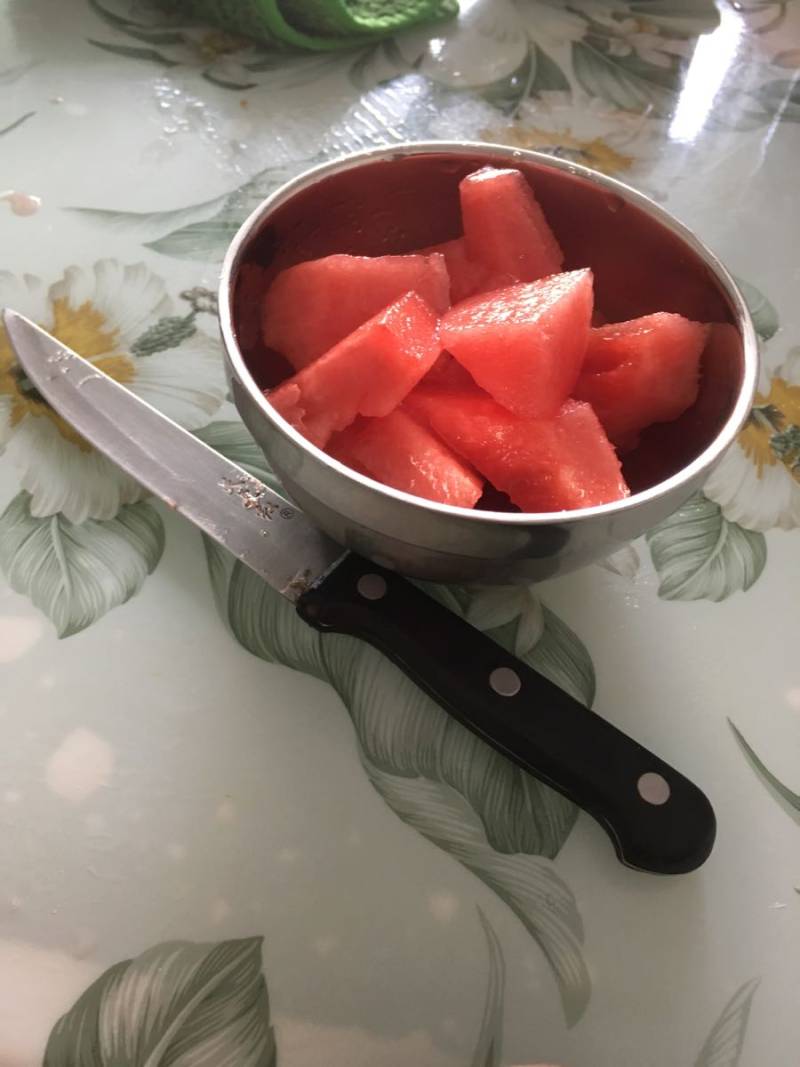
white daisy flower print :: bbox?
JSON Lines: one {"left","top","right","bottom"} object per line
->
{"left": 0, "top": 259, "right": 225, "bottom": 524}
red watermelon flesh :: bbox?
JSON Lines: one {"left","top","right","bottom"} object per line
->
{"left": 268, "top": 291, "right": 441, "bottom": 448}
{"left": 406, "top": 385, "right": 629, "bottom": 512}
{"left": 574, "top": 312, "right": 707, "bottom": 442}
{"left": 621, "top": 323, "right": 740, "bottom": 491}
{"left": 422, "top": 238, "right": 503, "bottom": 302}
{"left": 460, "top": 167, "right": 564, "bottom": 284}
{"left": 441, "top": 269, "right": 594, "bottom": 419}
{"left": 262, "top": 252, "right": 450, "bottom": 370}
{"left": 328, "top": 409, "right": 483, "bottom": 508}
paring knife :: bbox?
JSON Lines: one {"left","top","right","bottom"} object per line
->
{"left": 3, "top": 309, "right": 716, "bottom": 874}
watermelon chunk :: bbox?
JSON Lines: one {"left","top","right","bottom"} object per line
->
{"left": 441, "top": 269, "right": 594, "bottom": 419}
{"left": 422, "top": 238, "right": 498, "bottom": 302}
{"left": 574, "top": 312, "right": 707, "bottom": 443}
{"left": 460, "top": 167, "right": 564, "bottom": 284}
{"left": 406, "top": 385, "right": 628, "bottom": 512}
{"left": 262, "top": 253, "right": 450, "bottom": 370}
{"left": 268, "top": 291, "right": 441, "bottom": 448}
{"left": 620, "top": 323, "right": 739, "bottom": 492}
{"left": 328, "top": 409, "right": 483, "bottom": 508}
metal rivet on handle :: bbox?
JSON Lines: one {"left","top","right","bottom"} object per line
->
{"left": 637, "top": 772, "right": 671, "bottom": 805}
{"left": 489, "top": 667, "right": 521, "bottom": 697}
{"left": 357, "top": 573, "right": 387, "bottom": 601}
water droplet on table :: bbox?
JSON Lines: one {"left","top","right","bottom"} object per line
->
{"left": 0, "top": 190, "right": 42, "bottom": 216}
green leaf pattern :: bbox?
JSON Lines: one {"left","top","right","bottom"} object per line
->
{"left": 131, "top": 312, "right": 197, "bottom": 357}
{"left": 0, "top": 492, "right": 164, "bottom": 636}
{"left": 729, "top": 722, "right": 800, "bottom": 826}
{"left": 227, "top": 558, "right": 328, "bottom": 679}
{"left": 530, "top": 43, "right": 572, "bottom": 96}
{"left": 626, "top": 0, "right": 719, "bottom": 29}
{"left": 0, "top": 110, "right": 35, "bottom": 137}
{"left": 86, "top": 38, "right": 181, "bottom": 66}
{"left": 466, "top": 585, "right": 545, "bottom": 656}
{"left": 324, "top": 621, "right": 582, "bottom": 854}
{"left": 694, "top": 978, "right": 760, "bottom": 1067}
{"left": 598, "top": 544, "right": 641, "bottom": 579}
{"left": 362, "top": 758, "right": 590, "bottom": 1025}
{"left": 646, "top": 493, "right": 767, "bottom": 602}
{"left": 471, "top": 908, "right": 505, "bottom": 1067}
{"left": 572, "top": 36, "right": 681, "bottom": 118}
{"left": 145, "top": 220, "right": 245, "bottom": 261}
{"left": 735, "top": 277, "right": 780, "bottom": 342}
{"left": 44, "top": 937, "right": 275, "bottom": 1066}
{"left": 86, "top": 0, "right": 184, "bottom": 39}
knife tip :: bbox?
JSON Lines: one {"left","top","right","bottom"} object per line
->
{"left": 2, "top": 307, "right": 27, "bottom": 333}
{"left": 2, "top": 309, "right": 39, "bottom": 359}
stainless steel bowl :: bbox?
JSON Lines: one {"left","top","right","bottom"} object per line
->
{"left": 219, "top": 142, "right": 758, "bottom": 584}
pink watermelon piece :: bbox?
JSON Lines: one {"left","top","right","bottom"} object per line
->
{"left": 422, "top": 238, "right": 499, "bottom": 303}
{"left": 574, "top": 312, "right": 707, "bottom": 443}
{"left": 268, "top": 291, "right": 441, "bottom": 448}
{"left": 406, "top": 385, "right": 628, "bottom": 512}
{"left": 328, "top": 409, "right": 483, "bottom": 508}
{"left": 460, "top": 167, "right": 564, "bottom": 285}
{"left": 441, "top": 269, "right": 594, "bottom": 419}
{"left": 407, "top": 385, "right": 628, "bottom": 512}
{"left": 620, "top": 322, "right": 738, "bottom": 492}
{"left": 262, "top": 252, "right": 450, "bottom": 370}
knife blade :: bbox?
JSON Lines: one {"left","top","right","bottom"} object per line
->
{"left": 3, "top": 308, "right": 717, "bottom": 874}
{"left": 2, "top": 310, "right": 345, "bottom": 600}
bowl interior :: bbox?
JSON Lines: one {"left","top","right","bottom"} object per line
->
{"left": 231, "top": 148, "right": 746, "bottom": 497}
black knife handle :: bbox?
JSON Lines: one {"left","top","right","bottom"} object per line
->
{"left": 296, "top": 555, "right": 715, "bottom": 874}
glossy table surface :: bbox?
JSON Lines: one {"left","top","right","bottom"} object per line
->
{"left": 0, "top": 1, "right": 798, "bottom": 1064}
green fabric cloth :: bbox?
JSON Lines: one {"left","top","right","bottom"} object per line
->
{"left": 157, "top": 0, "right": 458, "bottom": 51}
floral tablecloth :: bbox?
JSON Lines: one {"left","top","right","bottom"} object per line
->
{"left": 1, "top": 1, "right": 799, "bottom": 1064}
